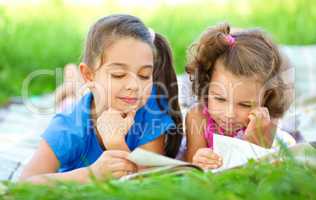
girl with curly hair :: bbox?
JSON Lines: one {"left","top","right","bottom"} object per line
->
{"left": 185, "top": 23, "right": 294, "bottom": 170}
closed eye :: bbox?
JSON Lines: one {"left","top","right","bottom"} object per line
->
{"left": 138, "top": 74, "right": 151, "bottom": 80}
{"left": 239, "top": 103, "right": 251, "bottom": 108}
{"left": 111, "top": 73, "right": 126, "bottom": 79}
{"left": 214, "top": 97, "right": 226, "bottom": 102}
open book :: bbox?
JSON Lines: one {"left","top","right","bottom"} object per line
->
{"left": 121, "top": 135, "right": 316, "bottom": 180}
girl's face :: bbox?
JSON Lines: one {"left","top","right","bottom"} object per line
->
{"left": 83, "top": 38, "right": 154, "bottom": 115}
{"left": 207, "top": 59, "right": 265, "bottom": 134}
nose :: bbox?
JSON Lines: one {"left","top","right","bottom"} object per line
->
{"left": 125, "top": 75, "right": 139, "bottom": 92}
{"left": 225, "top": 103, "right": 235, "bottom": 119}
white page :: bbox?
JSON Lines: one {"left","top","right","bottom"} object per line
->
{"left": 212, "top": 134, "right": 275, "bottom": 172}
{"left": 127, "top": 148, "right": 188, "bottom": 167}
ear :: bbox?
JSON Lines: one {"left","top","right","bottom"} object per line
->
{"left": 262, "top": 89, "right": 272, "bottom": 106}
{"left": 79, "top": 63, "right": 94, "bottom": 83}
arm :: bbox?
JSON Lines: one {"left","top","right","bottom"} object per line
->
{"left": 140, "top": 135, "right": 165, "bottom": 154}
{"left": 186, "top": 104, "right": 222, "bottom": 169}
{"left": 19, "top": 140, "right": 91, "bottom": 184}
{"left": 20, "top": 140, "right": 137, "bottom": 184}
{"left": 186, "top": 104, "right": 208, "bottom": 162}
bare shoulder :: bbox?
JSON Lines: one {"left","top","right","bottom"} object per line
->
{"left": 186, "top": 103, "right": 205, "bottom": 122}
{"left": 185, "top": 103, "right": 207, "bottom": 135}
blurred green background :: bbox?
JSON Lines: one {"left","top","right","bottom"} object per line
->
{"left": 0, "top": 0, "right": 315, "bottom": 105}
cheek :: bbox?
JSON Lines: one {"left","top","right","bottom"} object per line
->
{"left": 208, "top": 98, "right": 225, "bottom": 115}
{"left": 140, "top": 82, "right": 153, "bottom": 105}
{"left": 93, "top": 77, "right": 121, "bottom": 106}
{"left": 235, "top": 108, "right": 251, "bottom": 124}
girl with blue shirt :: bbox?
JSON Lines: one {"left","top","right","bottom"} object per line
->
{"left": 20, "top": 14, "right": 183, "bottom": 183}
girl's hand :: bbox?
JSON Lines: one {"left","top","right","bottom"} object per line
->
{"left": 244, "top": 107, "right": 277, "bottom": 148}
{"left": 192, "top": 148, "right": 223, "bottom": 170}
{"left": 90, "top": 150, "right": 137, "bottom": 180}
{"left": 97, "top": 108, "right": 136, "bottom": 149}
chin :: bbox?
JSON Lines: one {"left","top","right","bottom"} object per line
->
{"left": 119, "top": 103, "right": 141, "bottom": 113}
{"left": 215, "top": 119, "right": 244, "bottom": 132}
{"left": 223, "top": 125, "right": 245, "bottom": 133}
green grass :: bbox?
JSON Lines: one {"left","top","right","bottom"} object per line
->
{"left": 0, "top": 0, "right": 315, "bottom": 104}
{"left": 2, "top": 160, "right": 316, "bottom": 200}
{"left": 0, "top": 3, "right": 83, "bottom": 105}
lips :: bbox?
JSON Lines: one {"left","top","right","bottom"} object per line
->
{"left": 118, "top": 96, "right": 138, "bottom": 104}
{"left": 219, "top": 120, "right": 240, "bottom": 129}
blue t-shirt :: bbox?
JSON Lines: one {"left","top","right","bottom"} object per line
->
{"left": 42, "top": 86, "right": 175, "bottom": 172}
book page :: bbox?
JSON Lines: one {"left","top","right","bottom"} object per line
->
{"left": 127, "top": 148, "right": 188, "bottom": 167}
{"left": 212, "top": 134, "right": 275, "bottom": 172}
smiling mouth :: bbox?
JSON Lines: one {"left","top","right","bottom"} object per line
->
{"left": 118, "top": 97, "right": 138, "bottom": 104}
{"left": 219, "top": 120, "right": 241, "bottom": 129}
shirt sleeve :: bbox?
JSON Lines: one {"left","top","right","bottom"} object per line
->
{"left": 137, "top": 112, "right": 176, "bottom": 146}
{"left": 41, "top": 114, "right": 84, "bottom": 167}
{"left": 133, "top": 85, "right": 177, "bottom": 147}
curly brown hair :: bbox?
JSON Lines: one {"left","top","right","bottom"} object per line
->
{"left": 186, "top": 23, "right": 293, "bottom": 118}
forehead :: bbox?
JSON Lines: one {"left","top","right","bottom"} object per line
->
{"left": 210, "top": 64, "right": 264, "bottom": 100}
{"left": 102, "top": 37, "right": 153, "bottom": 70}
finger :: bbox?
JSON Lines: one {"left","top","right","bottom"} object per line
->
{"left": 112, "top": 171, "right": 126, "bottom": 178}
{"left": 127, "top": 110, "right": 136, "bottom": 119}
{"left": 193, "top": 157, "right": 222, "bottom": 166}
{"left": 112, "top": 170, "right": 133, "bottom": 178}
{"left": 197, "top": 149, "right": 221, "bottom": 160}
{"left": 106, "top": 157, "right": 131, "bottom": 165}
{"left": 247, "top": 110, "right": 264, "bottom": 131}
{"left": 260, "top": 107, "right": 270, "bottom": 121}
{"left": 193, "top": 153, "right": 221, "bottom": 163}
{"left": 244, "top": 130, "right": 260, "bottom": 145}
{"left": 255, "top": 108, "right": 271, "bottom": 122}
{"left": 124, "top": 110, "right": 136, "bottom": 125}
{"left": 249, "top": 109, "right": 270, "bottom": 130}
{"left": 250, "top": 106, "right": 267, "bottom": 119}
{"left": 106, "top": 107, "right": 123, "bottom": 116}
{"left": 196, "top": 162, "right": 221, "bottom": 170}
{"left": 104, "top": 150, "right": 131, "bottom": 159}
{"left": 251, "top": 110, "right": 264, "bottom": 120}
{"left": 198, "top": 154, "right": 221, "bottom": 164}
{"left": 110, "top": 161, "right": 137, "bottom": 172}
{"left": 202, "top": 162, "right": 222, "bottom": 169}
{"left": 197, "top": 155, "right": 222, "bottom": 164}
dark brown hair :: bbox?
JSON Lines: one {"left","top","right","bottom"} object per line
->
{"left": 82, "top": 14, "right": 182, "bottom": 158}
{"left": 186, "top": 23, "right": 293, "bottom": 118}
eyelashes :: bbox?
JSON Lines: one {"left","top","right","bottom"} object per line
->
{"left": 111, "top": 73, "right": 151, "bottom": 80}
{"left": 111, "top": 74, "right": 125, "bottom": 79}
{"left": 214, "top": 97, "right": 225, "bottom": 101}
{"left": 239, "top": 104, "right": 252, "bottom": 108}
{"left": 138, "top": 75, "right": 151, "bottom": 80}
{"left": 213, "top": 97, "right": 252, "bottom": 108}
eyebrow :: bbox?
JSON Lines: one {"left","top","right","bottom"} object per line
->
{"left": 209, "top": 90, "right": 224, "bottom": 96}
{"left": 210, "top": 90, "right": 257, "bottom": 105}
{"left": 105, "top": 62, "right": 153, "bottom": 69}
